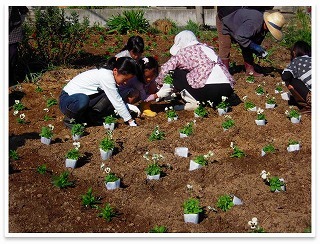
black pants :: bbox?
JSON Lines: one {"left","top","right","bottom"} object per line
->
{"left": 285, "top": 78, "right": 310, "bottom": 101}
{"left": 172, "top": 69, "right": 234, "bottom": 106}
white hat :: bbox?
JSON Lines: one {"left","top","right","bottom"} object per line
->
{"left": 169, "top": 30, "right": 199, "bottom": 56}
{"left": 263, "top": 12, "right": 285, "bottom": 41}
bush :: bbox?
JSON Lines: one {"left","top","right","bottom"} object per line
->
{"left": 21, "top": 7, "right": 90, "bottom": 71}
{"left": 106, "top": 9, "right": 150, "bottom": 34}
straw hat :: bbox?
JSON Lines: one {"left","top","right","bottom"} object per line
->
{"left": 263, "top": 12, "right": 285, "bottom": 41}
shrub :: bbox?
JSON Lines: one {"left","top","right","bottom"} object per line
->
{"left": 106, "top": 9, "right": 150, "bottom": 34}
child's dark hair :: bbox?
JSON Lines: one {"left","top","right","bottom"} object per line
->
{"left": 291, "top": 41, "right": 311, "bottom": 60}
{"left": 137, "top": 56, "right": 159, "bottom": 83}
{"left": 101, "top": 57, "right": 138, "bottom": 75}
{"left": 121, "top": 36, "right": 144, "bottom": 54}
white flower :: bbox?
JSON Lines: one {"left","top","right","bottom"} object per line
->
{"left": 221, "top": 96, "right": 227, "bottom": 102}
{"left": 281, "top": 81, "right": 285, "bottom": 85}
{"left": 13, "top": 110, "right": 19, "bottom": 116}
{"left": 15, "top": 100, "right": 20, "bottom": 104}
{"left": 242, "top": 95, "right": 247, "bottom": 101}
{"left": 142, "top": 57, "right": 149, "bottom": 64}
{"left": 257, "top": 108, "right": 264, "bottom": 114}
{"left": 48, "top": 124, "right": 54, "bottom": 130}
{"left": 73, "top": 142, "right": 81, "bottom": 149}
{"left": 43, "top": 108, "right": 49, "bottom": 112}
{"left": 285, "top": 110, "right": 289, "bottom": 116}
{"left": 83, "top": 123, "right": 87, "bottom": 126}
{"left": 230, "top": 142, "right": 234, "bottom": 149}
{"left": 169, "top": 106, "right": 173, "bottom": 110}
{"left": 224, "top": 115, "right": 231, "bottom": 119}
{"left": 70, "top": 118, "right": 75, "bottom": 123}
{"left": 186, "top": 184, "right": 193, "bottom": 190}
{"left": 165, "top": 107, "right": 168, "bottom": 111}
{"left": 100, "top": 163, "right": 105, "bottom": 169}
{"left": 19, "top": 113, "right": 25, "bottom": 119}
{"left": 260, "top": 170, "right": 270, "bottom": 180}
{"left": 248, "top": 217, "right": 258, "bottom": 229}
{"left": 105, "top": 167, "right": 111, "bottom": 174}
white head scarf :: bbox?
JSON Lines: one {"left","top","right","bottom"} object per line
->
{"left": 169, "top": 30, "right": 199, "bottom": 56}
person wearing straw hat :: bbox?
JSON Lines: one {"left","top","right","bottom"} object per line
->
{"left": 216, "top": 7, "right": 285, "bottom": 77}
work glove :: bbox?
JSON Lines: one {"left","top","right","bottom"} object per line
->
{"left": 144, "top": 94, "right": 156, "bottom": 102}
{"left": 128, "top": 120, "right": 138, "bottom": 126}
{"left": 127, "top": 104, "right": 141, "bottom": 117}
{"left": 156, "top": 86, "right": 173, "bottom": 99}
{"left": 249, "top": 42, "right": 268, "bottom": 58}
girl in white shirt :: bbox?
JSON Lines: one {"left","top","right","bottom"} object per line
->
{"left": 59, "top": 57, "right": 140, "bottom": 128}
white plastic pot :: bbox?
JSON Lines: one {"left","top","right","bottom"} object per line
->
{"left": 180, "top": 133, "right": 188, "bottom": 138}
{"left": 265, "top": 103, "right": 276, "bottom": 109}
{"left": 103, "top": 122, "right": 115, "bottom": 130}
{"left": 174, "top": 147, "right": 188, "bottom": 157}
{"left": 183, "top": 213, "right": 199, "bottom": 224}
{"left": 232, "top": 195, "right": 243, "bottom": 205}
{"left": 105, "top": 178, "right": 120, "bottom": 190}
{"left": 41, "top": 137, "right": 51, "bottom": 145}
{"left": 281, "top": 92, "right": 290, "bottom": 100}
{"left": 189, "top": 160, "right": 203, "bottom": 171}
{"left": 100, "top": 148, "right": 113, "bottom": 160}
{"left": 287, "top": 144, "right": 300, "bottom": 152}
{"left": 168, "top": 117, "right": 178, "bottom": 122}
{"left": 65, "top": 158, "right": 77, "bottom": 168}
{"left": 147, "top": 174, "right": 160, "bottom": 180}
{"left": 217, "top": 108, "right": 228, "bottom": 116}
{"left": 291, "top": 116, "right": 301, "bottom": 124}
{"left": 248, "top": 106, "right": 257, "bottom": 112}
{"left": 72, "top": 134, "right": 81, "bottom": 141}
{"left": 255, "top": 119, "right": 266, "bottom": 126}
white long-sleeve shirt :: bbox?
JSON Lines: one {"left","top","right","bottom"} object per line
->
{"left": 63, "top": 68, "right": 132, "bottom": 121}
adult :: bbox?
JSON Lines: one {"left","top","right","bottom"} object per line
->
{"left": 59, "top": 57, "right": 141, "bottom": 128}
{"left": 216, "top": 7, "right": 285, "bottom": 76}
{"left": 9, "top": 6, "right": 29, "bottom": 86}
{"left": 155, "top": 30, "right": 239, "bottom": 111}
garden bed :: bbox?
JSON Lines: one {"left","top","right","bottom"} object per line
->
{"left": 8, "top": 32, "right": 311, "bottom": 234}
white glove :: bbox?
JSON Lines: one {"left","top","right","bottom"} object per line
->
{"left": 156, "top": 86, "right": 173, "bottom": 99}
{"left": 127, "top": 104, "right": 141, "bottom": 117}
{"left": 128, "top": 120, "right": 137, "bottom": 126}
{"left": 144, "top": 94, "right": 156, "bottom": 102}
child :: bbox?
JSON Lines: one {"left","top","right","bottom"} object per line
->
{"left": 115, "top": 36, "right": 144, "bottom": 61}
{"left": 281, "top": 40, "right": 311, "bottom": 114}
{"left": 59, "top": 57, "right": 140, "bottom": 128}
{"left": 118, "top": 56, "right": 172, "bottom": 117}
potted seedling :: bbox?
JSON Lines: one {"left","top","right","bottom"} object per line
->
{"left": 143, "top": 152, "right": 163, "bottom": 180}
{"left": 285, "top": 107, "right": 301, "bottom": 124}
{"left": 163, "top": 71, "right": 174, "bottom": 88}
{"left": 104, "top": 172, "right": 121, "bottom": 190}
{"left": 274, "top": 82, "right": 283, "bottom": 94}
{"left": 194, "top": 102, "right": 209, "bottom": 118}
{"left": 216, "top": 96, "right": 230, "bottom": 116}
{"left": 39, "top": 124, "right": 54, "bottom": 145}
{"left": 222, "top": 115, "right": 235, "bottom": 131}
{"left": 103, "top": 114, "right": 117, "bottom": 130}
{"left": 246, "top": 74, "right": 255, "bottom": 83}
{"left": 230, "top": 142, "right": 245, "bottom": 158}
{"left": 255, "top": 85, "right": 265, "bottom": 96}
{"left": 99, "top": 131, "right": 115, "bottom": 160}
{"left": 165, "top": 106, "right": 178, "bottom": 122}
{"left": 71, "top": 123, "right": 86, "bottom": 141}
{"left": 65, "top": 142, "right": 81, "bottom": 168}
{"left": 265, "top": 95, "right": 276, "bottom": 109}
{"left": 243, "top": 96, "right": 256, "bottom": 111}
{"left": 189, "top": 151, "right": 213, "bottom": 171}
{"left": 287, "top": 139, "right": 300, "bottom": 152}
{"left": 182, "top": 198, "right": 202, "bottom": 224}
{"left": 216, "top": 194, "right": 234, "bottom": 212}
{"left": 179, "top": 121, "right": 194, "bottom": 138}
{"left": 149, "top": 125, "right": 165, "bottom": 141}
{"left": 269, "top": 176, "right": 286, "bottom": 192}
{"left": 261, "top": 143, "right": 276, "bottom": 156}
{"left": 255, "top": 107, "right": 266, "bottom": 125}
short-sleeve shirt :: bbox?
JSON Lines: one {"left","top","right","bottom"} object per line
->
{"left": 283, "top": 55, "right": 311, "bottom": 90}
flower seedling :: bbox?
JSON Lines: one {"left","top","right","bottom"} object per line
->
{"left": 275, "top": 83, "right": 283, "bottom": 93}
{"left": 13, "top": 100, "right": 25, "bottom": 111}
{"left": 285, "top": 107, "right": 301, "bottom": 119}
{"left": 104, "top": 114, "right": 117, "bottom": 124}
{"left": 71, "top": 123, "right": 86, "bottom": 136}
{"left": 9, "top": 149, "right": 19, "bottom": 160}
{"left": 17, "top": 113, "right": 26, "bottom": 124}
{"left": 193, "top": 151, "right": 214, "bottom": 166}
{"left": 194, "top": 102, "right": 209, "bottom": 117}
{"left": 145, "top": 163, "right": 161, "bottom": 176}
{"left": 288, "top": 139, "right": 299, "bottom": 146}
{"left": 182, "top": 198, "right": 202, "bottom": 214}
{"left": 244, "top": 100, "right": 256, "bottom": 110}
{"left": 43, "top": 108, "right": 54, "bottom": 121}
{"left": 179, "top": 121, "right": 194, "bottom": 136}
{"left": 98, "top": 203, "right": 117, "bottom": 222}
{"left": 99, "top": 131, "right": 115, "bottom": 151}
{"left": 39, "top": 124, "right": 54, "bottom": 139}
{"left": 163, "top": 72, "right": 174, "bottom": 85}
{"left": 248, "top": 217, "right": 265, "bottom": 233}
{"left": 81, "top": 187, "right": 101, "bottom": 209}
{"left": 266, "top": 95, "right": 276, "bottom": 105}
{"left": 262, "top": 144, "right": 276, "bottom": 154}
{"left": 52, "top": 171, "right": 74, "bottom": 189}
{"left": 36, "top": 164, "right": 47, "bottom": 174}
{"left": 46, "top": 98, "right": 58, "bottom": 108}
{"left": 216, "top": 96, "right": 229, "bottom": 109}
{"left": 165, "top": 106, "right": 178, "bottom": 119}
{"left": 65, "top": 142, "right": 81, "bottom": 160}
{"left": 222, "top": 115, "right": 235, "bottom": 130}
{"left": 269, "top": 176, "right": 285, "bottom": 192}
{"left": 256, "top": 108, "right": 266, "bottom": 120}
{"left": 216, "top": 194, "right": 234, "bottom": 212}
{"left": 255, "top": 85, "right": 265, "bottom": 95}
{"left": 149, "top": 125, "right": 165, "bottom": 141}
{"left": 246, "top": 74, "right": 255, "bottom": 83}
{"left": 104, "top": 172, "right": 119, "bottom": 183}
{"left": 149, "top": 225, "right": 167, "bottom": 233}
{"left": 230, "top": 142, "right": 245, "bottom": 158}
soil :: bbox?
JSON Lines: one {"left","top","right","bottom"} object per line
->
{"left": 7, "top": 32, "right": 312, "bottom": 235}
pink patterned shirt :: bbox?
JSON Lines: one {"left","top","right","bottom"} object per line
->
{"left": 155, "top": 43, "right": 234, "bottom": 88}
